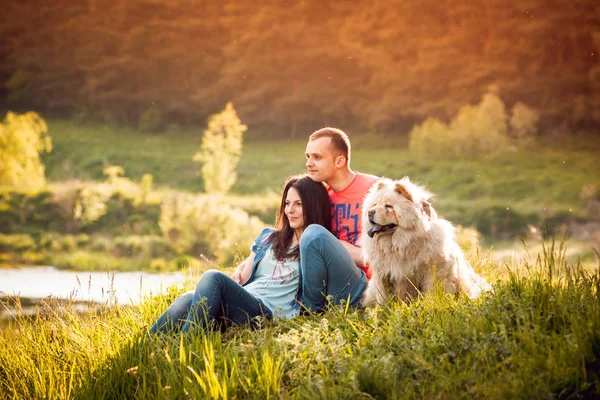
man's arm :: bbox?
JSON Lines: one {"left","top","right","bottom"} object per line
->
{"left": 339, "top": 240, "right": 364, "bottom": 266}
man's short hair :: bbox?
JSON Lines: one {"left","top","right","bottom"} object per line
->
{"left": 309, "top": 127, "right": 351, "bottom": 164}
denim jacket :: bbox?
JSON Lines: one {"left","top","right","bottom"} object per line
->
{"left": 242, "top": 227, "right": 301, "bottom": 313}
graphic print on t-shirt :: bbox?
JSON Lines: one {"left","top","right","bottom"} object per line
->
{"left": 272, "top": 259, "right": 298, "bottom": 284}
{"left": 331, "top": 202, "right": 360, "bottom": 245}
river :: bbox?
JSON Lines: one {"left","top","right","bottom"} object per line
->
{"left": 0, "top": 266, "right": 186, "bottom": 321}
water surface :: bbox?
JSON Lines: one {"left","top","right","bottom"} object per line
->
{"left": 0, "top": 266, "right": 185, "bottom": 306}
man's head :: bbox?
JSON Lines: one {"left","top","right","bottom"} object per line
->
{"left": 305, "top": 127, "right": 351, "bottom": 183}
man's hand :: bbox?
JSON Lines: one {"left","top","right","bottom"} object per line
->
{"left": 339, "top": 240, "right": 364, "bottom": 266}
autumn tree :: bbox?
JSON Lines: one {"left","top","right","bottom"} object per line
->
{"left": 0, "top": 111, "right": 52, "bottom": 189}
{"left": 1, "top": 0, "right": 599, "bottom": 132}
{"left": 193, "top": 103, "right": 246, "bottom": 194}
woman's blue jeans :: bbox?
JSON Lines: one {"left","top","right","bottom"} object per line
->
{"left": 149, "top": 270, "right": 272, "bottom": 334}
{"left": 298, "top": 224, "right": 367, "bottom": 311}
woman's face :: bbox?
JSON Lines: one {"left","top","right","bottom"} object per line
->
{"left": 285, "top": 187, "right": 304, "bottom": 231}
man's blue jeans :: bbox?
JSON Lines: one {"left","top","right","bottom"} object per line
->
{"left": 298, "top": 224, "right": 367, "bottom": 311}
{"left": 149, "top": 270, "right": 272, "bottom": 334}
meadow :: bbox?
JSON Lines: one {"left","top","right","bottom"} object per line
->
{"left": 2, "top": 118, "right": 598, "bottom": 271}
{"left": 1, "top": 119, "right": 599, "bottom": 398}
{"left": 43, "top": 120, "right": 598, "bottom": 210}
{"left": 0, "top": 240, "right": 598, "bottom": 399}
{"left": 36, "top": 119, "right": 599, "bottom": 267}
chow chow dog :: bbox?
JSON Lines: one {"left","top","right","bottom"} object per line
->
{"left": 360, "top": 177, "right": 490, "bottom": 305}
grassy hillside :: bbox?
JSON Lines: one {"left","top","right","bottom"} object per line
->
{"left": 1, "top": 243, "right": 598, "bottom": 398}
{"left": 42, "top": 119, "right": 599, "bottom": 235}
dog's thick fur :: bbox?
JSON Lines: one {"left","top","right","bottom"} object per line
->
{"left": 360, "top": 177, "right": 490, "bottom": 305}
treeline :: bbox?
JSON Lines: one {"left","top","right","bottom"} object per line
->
{"left": 1, "top": 0, "right": 598, "bottom": 135}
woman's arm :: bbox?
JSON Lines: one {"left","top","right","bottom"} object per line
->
{"left": 231, "top": 252, "right": 256, "bottom": 284}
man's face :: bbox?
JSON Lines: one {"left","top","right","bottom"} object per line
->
{"left": 305, "top": 137, "right": 339, "bottom": 183}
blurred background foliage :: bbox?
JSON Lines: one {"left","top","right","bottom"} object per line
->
{"left": 0, "top": 0, "right": 598, "bottom": 272}
{"left": 0, "top": 0, "right": 598, "bottom": 136}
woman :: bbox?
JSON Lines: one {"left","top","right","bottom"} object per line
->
{"left": 149, "top": 175, "right": 331, "bottom": 334}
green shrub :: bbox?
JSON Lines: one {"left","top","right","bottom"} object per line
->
{"left": 49, "top": 250, "right": 119, "bottom": 271}
{"left": 409, "top": 88, "right": 540, "bottom": 158}
{"left": 0, "top": 189, "right": 65, "bottom": 234}
{"left": 407, "top": 117, "right": 451, "bottom": 156}
{"left": 97, "top": 193, "right": 161, "bottom": 235}
{"left": 159, "top": 194, "right": 265, "bottom": 265}
{"left": 148, "top": 257, "right": 168, "bottom": 272}
{"left": 89, "top": 236, "right": 113, "bottom": 252}
{"left": 510, "top": 102, "right": 539, "bottom": 149}
{"left": 111, "top": 235, "right": 174, "bottom": 258}
{"left": 19, "top": 251, "right": 44, "bottom": 264}
{"left": 409, "top": 89, "right": 510, "bottom": 158}
{"left": 0, "top": 233, "right": 36, "bottom": 252}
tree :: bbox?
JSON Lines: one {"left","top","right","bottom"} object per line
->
{"left": 0, "top": 111, "right": 52, "bottom": 189}
{"left": 193, "top": 103, "right": 246, "bottom": 194}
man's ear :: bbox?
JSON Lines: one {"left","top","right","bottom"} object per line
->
{"left": 334, "top": 155, "right": 346, "bottom": 168}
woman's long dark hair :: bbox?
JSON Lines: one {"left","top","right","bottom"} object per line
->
{"left": 269, "top": 174, "right": 331, "bottom": 261}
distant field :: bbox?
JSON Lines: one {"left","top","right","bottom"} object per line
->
{"left": 43, "top": 119, "right": 599, "bottom": 226}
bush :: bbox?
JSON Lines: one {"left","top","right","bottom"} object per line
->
{"left": 0, "top": 233, "right": 36, "bottom": 252}
{"left": 99, "top": 195, "right": 161, "bottom": 235}
{"left": 409, "top": 88, "right": 539, "bottom": 157}
{"left": 89, "top": 236, "right": 113, "bottom": 252}
{"left": 409, "top": 89, "right": 510, "bottom": 158}
{"left": 111, "top": 235, "right": 174, "bottom": 258}
{"left": 159, "top": 194, "right": 265, "bottom": 265}
{"left": 407, "top": 117, "right": 451, "bottom": 156}
{"left": 510, "top": 102, "right": 539, "bottom": 148}
{"left": 0, "top": 189, "right": 65, "bottom": 234}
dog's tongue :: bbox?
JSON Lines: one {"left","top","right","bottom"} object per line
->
{"left": 367, "top": 224, "right": 385, "bottom": 238}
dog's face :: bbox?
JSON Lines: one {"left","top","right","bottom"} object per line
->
{"left": 363, "top": 177, "right": 436, "bottom": 238}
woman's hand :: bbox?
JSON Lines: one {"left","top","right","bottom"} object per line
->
{"left": 231, "top": 269, "right": 243, "bottom": 284}
{"left": 231, "top": 252, "right": 256, "bottom": 285}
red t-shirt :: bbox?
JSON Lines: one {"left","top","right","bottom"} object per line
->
{"left": 328, "top": 172, "right": 379, "bottom": 279}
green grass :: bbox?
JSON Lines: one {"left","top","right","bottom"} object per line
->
{"left": 42, "top": 119, "right": 599, "bottom": 220}
{"left": 1, "top": 242, "right": 599, "bottom": 398}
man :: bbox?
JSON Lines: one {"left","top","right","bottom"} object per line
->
{"left": 298, "top": 127, "right": 379, "bottom": 311}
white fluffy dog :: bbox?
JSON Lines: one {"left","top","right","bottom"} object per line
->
{"left": 360, "top": 177, "right": 490, "bottom": 305}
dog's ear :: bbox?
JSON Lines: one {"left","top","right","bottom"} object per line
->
{"left": 376, "top": 180, "right": 387, "bottom": 190}
{"left": 422, "top": 201, "right": 437, "bottom": 219}
{"left": 394, "top": 183, "right": 413, "bottom": 201}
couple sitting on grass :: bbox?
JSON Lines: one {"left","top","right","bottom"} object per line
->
{"left": 150, "top": 127, "right": 378, "bottom": 335}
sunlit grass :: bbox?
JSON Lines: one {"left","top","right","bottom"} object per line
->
{"left": 1, "top": 240, "right": 599, "bottom": 399}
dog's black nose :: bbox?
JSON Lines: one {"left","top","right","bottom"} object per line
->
{"left": 368, "top": 209, "right": 375, "bottom": 216}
